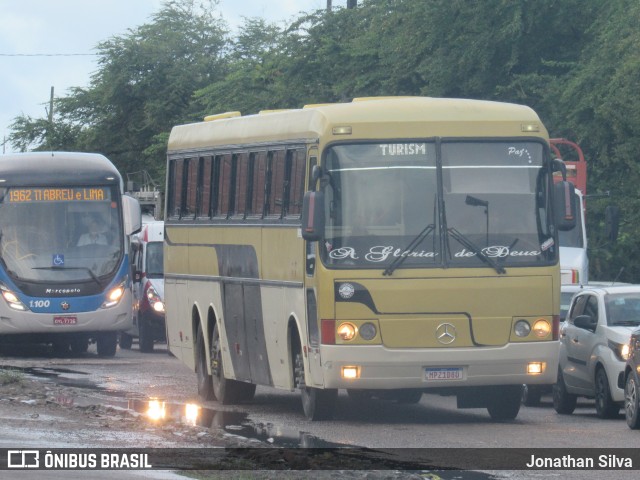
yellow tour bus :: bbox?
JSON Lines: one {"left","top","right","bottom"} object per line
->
{"left": 164, "top": 97, "right": 576, "bottom": 421}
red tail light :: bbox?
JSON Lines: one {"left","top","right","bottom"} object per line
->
{"left": 321, "top": 319, "right": 336, "bottom": 345}
{"left": 552, "top": 315, "right": 560, "bottom": 340}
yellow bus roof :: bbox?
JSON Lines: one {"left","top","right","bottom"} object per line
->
{"left": 168, "top": 97, "right": 547, "bottom": 153}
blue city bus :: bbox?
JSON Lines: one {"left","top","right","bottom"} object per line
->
{"left": 0, "top": 152, "right": 141, "bottom": 356}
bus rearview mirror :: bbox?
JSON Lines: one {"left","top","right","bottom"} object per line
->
{"left": 301, "top": 191, "right": 325, "bottom": 241}
{"left": 554, "top": 181, "right": 577, "bottom": 231}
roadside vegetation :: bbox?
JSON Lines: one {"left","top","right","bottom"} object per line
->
{"left": 7, "top": 0, "right": 640, "bottom": 281}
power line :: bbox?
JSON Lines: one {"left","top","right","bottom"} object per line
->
{"left": 0, "top": 52, "right": 98, "bottom": 57}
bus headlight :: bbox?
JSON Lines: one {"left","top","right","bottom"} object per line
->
{"left": 102, "top": 282, "right": 126, "bottom": 308}
{"left": 532, "top": 319, "right": 551, "bottom": 337}
{"left": 337, "top": 322, "right": 357, "bottom": 341}
{"left": 0, "top": 284, "right": 28, "bottom": 311}
{"left": 359, "top": 322, "right": 377, "bottom": 341}
{"left": 514, "top": 320, "right": 531, "bottom": 337}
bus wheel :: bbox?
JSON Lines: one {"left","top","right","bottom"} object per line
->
{"left": 139, "top": 320, "right": 154, "bottom": 353}
{"left": 210, "top": 325, "right": 255, "bottom": 403}
{"left": 553, "top": 369, "right": 577, "bottom": 414}
{"left": 195, "top": 326, "right": 214, "bottom": 401}
{"left": 294, "top": 350, "right": 337, "bottom": 420}
{"left": 119, "top": 332, "right": 133, "bottom": 350}
{"left": 486, "top": 385, "right": 522, "bottom": 421}
{"left": 97, "top": 332, "right": 118, "bottom": 357}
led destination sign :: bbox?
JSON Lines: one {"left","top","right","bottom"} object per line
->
{"left": 8, "top": 187, "right": 110, "bottom": 203}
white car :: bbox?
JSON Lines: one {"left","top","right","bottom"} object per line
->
{"left": 554, "top": 285, "right": 639, "bottom": 418}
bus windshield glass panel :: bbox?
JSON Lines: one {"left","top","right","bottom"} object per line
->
{"left": 321, "top": 141, "right": 553, "bottom": 270}
{"left": 441, "top": 141, "right": 551, "bottom": 268}
{"left": 0, "top": 186, "right": 124, "bottom": 283}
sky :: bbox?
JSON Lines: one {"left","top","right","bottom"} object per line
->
{"left": 0, "top": 0, "right": 329, "bottom": 153}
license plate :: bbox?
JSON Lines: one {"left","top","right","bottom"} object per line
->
{"left": 53, "top": 316, "right": 77, "bottom": 325}
{"left": 424, "top": 367, "right": 464, "bottom": 381}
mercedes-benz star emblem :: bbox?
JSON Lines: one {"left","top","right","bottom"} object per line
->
{"left": 61, "top": 302, "right": 70, "bottom": 311}
{"left": 435, "top": 323, "right": 456, "bottom": 345}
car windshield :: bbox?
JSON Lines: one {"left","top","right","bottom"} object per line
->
{"left": 321, "top": 140, "right": 555, "bottom": 271}
{"left": 145, "top": 242, "right": 164, "bottom": 277}
{"left": 0, "top": 186, "right": 123, "bottom": 283}
{"left": 604, "top": 293, "right": 640, "bottom": 326}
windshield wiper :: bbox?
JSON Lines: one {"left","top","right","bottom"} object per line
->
{"left": 32, "top": 266, "right": 103, "bottom": 287}
{"left": 383, "top": 223, "right": 435, "bottom": 276}
{"left": 448, "top": 227, "right": 506, "bottom": 274}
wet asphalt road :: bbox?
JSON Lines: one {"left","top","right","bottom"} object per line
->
{"left": 1, "top": 341, "right": 639, "bottom": 479}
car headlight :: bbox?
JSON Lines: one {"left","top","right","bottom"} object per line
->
{"left": 146, "top": 285, "right": 165, "bottom": 313}
{"left": 608, "top": 339, "right": 630, "bottom": 361}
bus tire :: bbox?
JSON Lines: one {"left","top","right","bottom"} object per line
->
{"left": 119, "top": 332, "right": 133, "bottom": 350}
{"left": 487, "top": 385, "right": 522, "bottom": 421}
{"left": 97, "top": 332, "right": 118, "bottom": 357}
{"left": 210, "top": 325, "right": 254, "bottom": 404}
{"left": 195, "top": 325, "right": 214, "bottom": 401}
{"left": 294, "top": 350, "right": 337, "bottom": 420}
{"left": 595, "top": 368, "right": 619, "bottom": 419}
{"left": 553, "top": 369, "right": 577, "bottom": 414}
{"left": 139, "top": 320, "right": 154, "bottom": 353}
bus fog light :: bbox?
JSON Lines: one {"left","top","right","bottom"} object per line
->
{"left": 342, "top": 366, "right": 360, "bottom": 379}
{"left": 527, "top": 362, "right": 543, "bottom": 374}
{"left": 337, "top": 322, "right": 357, "bottom": 341}
{"left": 532, "top": 319, "right": 551, "bottom": 337}
{"left": 359, "top": 322, "right": 377, "bottom": 341}
{"left": 514, "top": 320, "right": 531, "bottom": 337}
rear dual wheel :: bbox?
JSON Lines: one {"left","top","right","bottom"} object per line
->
{"left": 195, "top": 324, "right": 255, "bottom": 403}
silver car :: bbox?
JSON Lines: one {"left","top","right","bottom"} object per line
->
{"left": 554, "top": 285, "right": 639, "bottom": 418}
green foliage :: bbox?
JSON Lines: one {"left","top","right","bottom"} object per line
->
{"left": 6, "top": 0, "right": 640, "bottom": 280}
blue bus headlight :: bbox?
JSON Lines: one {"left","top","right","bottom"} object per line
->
{"left": 102, "top": 282, "right": 126, "bottom": 309}
{"left": 0, "top": 283, "right": 28, "bottom": 311}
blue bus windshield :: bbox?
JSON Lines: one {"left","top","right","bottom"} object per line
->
{"left": 0, "top": 186, "right": 123, "bottom": 283}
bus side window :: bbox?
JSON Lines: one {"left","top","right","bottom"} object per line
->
{"left": 285, "top": 148, "right": 306, "bottom": 218}
{"left": 265, "top": 150, "right": 285, "bottom": 219}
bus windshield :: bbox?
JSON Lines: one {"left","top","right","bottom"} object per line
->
{"left": 0, "top": 186, "right": 124, "bottom": 283}
{"left": 322, "top": 141, "right": 554, "bottom": 270}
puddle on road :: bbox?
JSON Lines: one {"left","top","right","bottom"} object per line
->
{"left": 1, "top": 363, "right": 341, "bottom": 448}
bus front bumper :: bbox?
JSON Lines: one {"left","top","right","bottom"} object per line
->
{"left": 316, "top": 341, "right": 559, "bottom": 390}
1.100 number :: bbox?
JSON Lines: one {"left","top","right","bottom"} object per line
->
{"left": 29, "top": 300, "right": 51, "bottom": 308}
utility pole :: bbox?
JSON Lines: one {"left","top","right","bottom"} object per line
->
{"left": 327, "top": 0, "right": 332, "bottom": 12}
{"left": 46, "top": 86, "right": 54, "bottom": 149}
{"left": 347, "top": 0, "right": 357, "bottom": 8}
